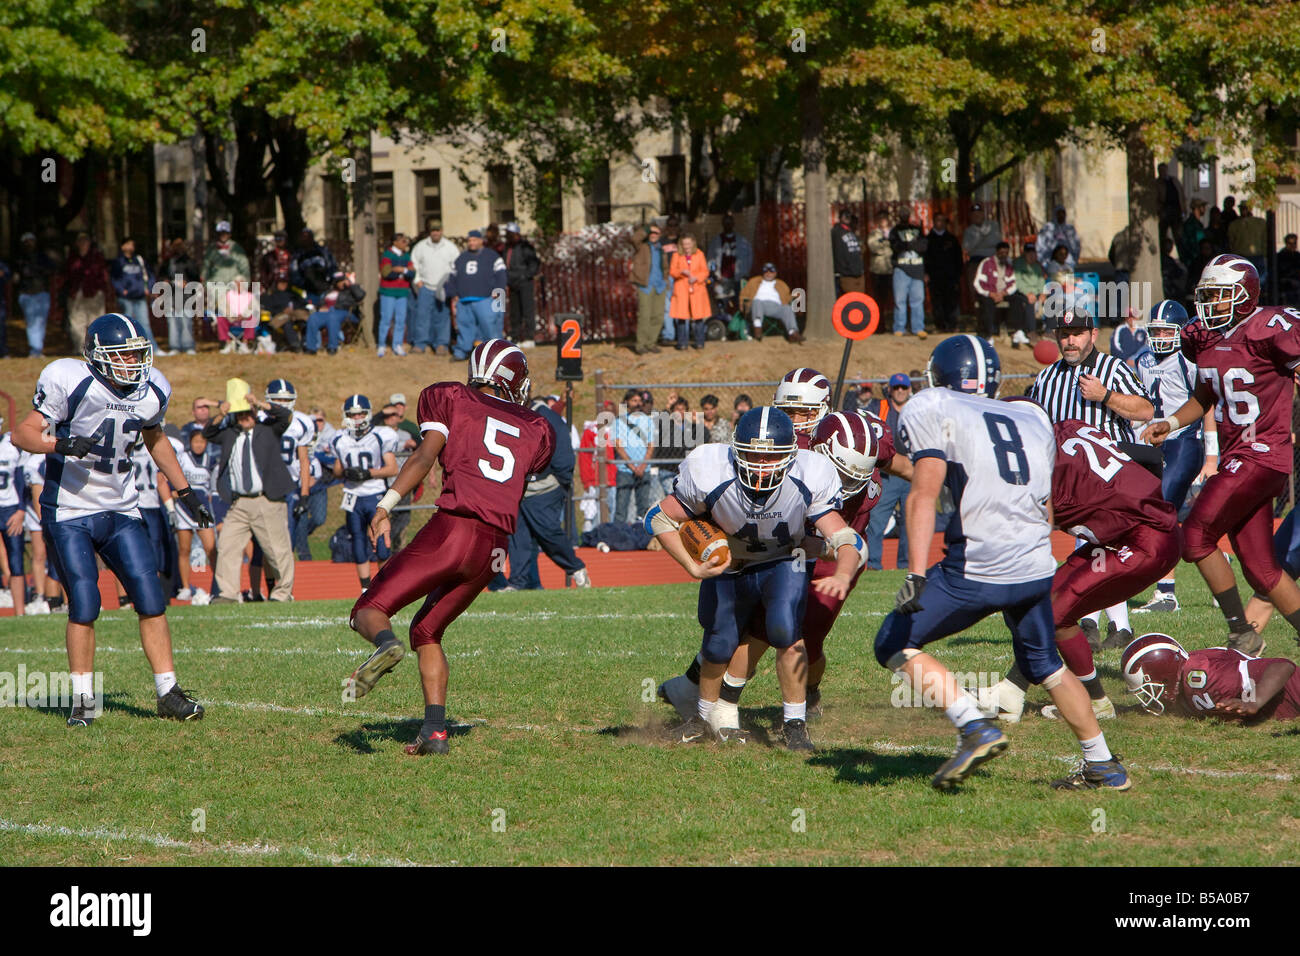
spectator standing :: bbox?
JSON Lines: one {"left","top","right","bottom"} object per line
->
{"left": 1012, "top": 242, "right": 1048, "bottom": 338}
{"left": 831, "top": 208, "right": 866, "bottom": 294}
{"left": 1186, "top": 238, "right": 1217, "bottom": 297}
{"left": 669, "top": 234, "right": 710, "bottom": 350}
{"left": 612, "top": 389, "right": 655, "bottom": 522}
{"left": 1227, "top": 203, "right": 1268, "bottom": 286}
{"left": 63, "top": 232, "right": 111, "bottom": 347}
{"left": 1108, "top": 222, "right": 1142, "bottom": 285}
{"left": 14, "top": 232, "right": 56, "bottom": 357}
{"left": 739, "top": 262, "right": 803, "bottom": 343}
{"left": 409, "top": 219, "right": 459, "bottom": 355}
{"left": 290, "top": 228, "right": 338, "bottom": 307}
{"left": 1179, "top": 198, "right": 1209, "bottom": 264}
{"left": 305, "top": 271, "right": 365, "bottom": 355}
{"left": 865, "top": 373, "right": 913, "bottom": 571}
{"left": 961, "top": 202, "right": 1002, "bottom": 305}
{"left": 731, "top": 393, "right": 753, "bottom": 426}
{"left": 974, "top": 242, "right": 1027, "bottom": 346}
{"left": 865, "top": 213, "right": 894, "bottom": 313}
{"left": 484, "top": 223, "right": 505, "bottom": 256}
{"left": 924, "top": 212, "right": 963, "bottom": 332}
{"left": 888, "top": 211, "right": 928, "bottom": 338}
{"left": 707, "top": 213, "right": 753, "bottom": 316}
{"left": 1278, "top": 233, "right": 1300, "bottom": 307}
{"left": 1156, "top": 163, "right": 1186, "bottom": 242}
{"left": 158, "top": 238, "right": 199, "bottom": 355}
{"left": 260, "top": 230, "right": 292, "bottom": 287}
{"left": 1035, "top": 205, "right": 1082, "bottom": 265}
{"left": 1161, "top": 236, "right": 1188, "bottom": 303}
{"left": 377, "top": 233, "right": 414, "bottom": 357}
{"left": 841, "top": 379, "right": 874, "bottom": 414}
{"left": 503, "top": 223, "right": 541, "bottom": 347}
{"left": 111, "top": 236, "right": 159, "bottom": 352}
{"left": 202, "top": 220, "right": 254, "bottom": 354}
{"left": 629, "top": 223, "right": 667, "bottom": 355}
{"left": 181, "top": 397, "right": 223, "bottom": 444}
{"left": 446, "top": 230, "right": 507, "bottom": 360}
{"left": 1216, "top": 195, "right": 1238, "bottom": 248}
{"left": 658, "top": 216, "right": 682, "bottom": 343}
{"left": 699, "top": 394, "right": 731, "bottom": 443}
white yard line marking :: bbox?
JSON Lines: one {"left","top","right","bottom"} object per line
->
{"left": 0, "top": 818, "right": 423, "bottom": 866}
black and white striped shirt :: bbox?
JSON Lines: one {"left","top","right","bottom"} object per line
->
{"left": 1027, "top": 347, "right": 1149, "bottom": 442}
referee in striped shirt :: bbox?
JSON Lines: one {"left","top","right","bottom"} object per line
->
{"left": 1028, "top": 308, "right": 1154, "bottom": 651}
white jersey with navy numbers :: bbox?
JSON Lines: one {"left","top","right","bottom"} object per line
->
{"left": 177, "top": 444, "right": 212, "bottom": 494}
{"left": 1133, "top": 348, "right": 1199, "bottom": 441}
{"left": 897, "top": 387, "right": 1055, "bottom": 585}
{"left": 331, "top": 425, "right": 399, "bottom": 498}
{"left": 260, "top": 408, "right": 315, "bottom": 483}
{"left": 672, "top": 443, "right": 843, "bottom": 570}
{"left": 0, "top": 434, "right": 23, "bottom": 509}
{"left": 131, "top": 439, "right": 162, "bottom": 509}
{"left": 34, "top": 358, "right": 170, "bottom": 521}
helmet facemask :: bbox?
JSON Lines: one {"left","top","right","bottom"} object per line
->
{"left": 1194, "top": 283, "right": 1244, "bottom": 330}
{"left": 1147, "top": 323, "right": 1181, "bottom": 355}
{"left": 1123, "top": 668, "right": 1168, "bottom": 715}
{"left": 93, "top": 336, "right": 152, "bottom": 389}
{"left": 732, "top": 445, "right": 796, "bottom": 494}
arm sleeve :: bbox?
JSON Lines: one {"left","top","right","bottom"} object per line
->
{"left": 416, "top": 384, "right": 450, "bottom": 437}
{"left": 33, "top": 366, "right": 70, "bottom": 424}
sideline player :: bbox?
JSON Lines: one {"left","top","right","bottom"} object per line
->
{"left": 1131, "top": 301, "right": 1218, "bottom": 613}
{"left": 341, "top": 339, "right": 555, "bottom": 755}
{"left": 1121, "top": 633, "right": 1300, "bottom": 722}
{"left": 875, "top": 334, "right": 1130, "bottom": 790}
{"left": 1144, "top": 256, "right": 1300, "bottom": 655}
{"left": 646, "top": 406, "right": 861, "bottom": 750}
{"left": 19, "top": 449, "right": 64, "bottom": 613}
{"left": 0, "top": 422, "right": 26, "bottom": 615}
{"left": 331, "top": 394, "right": 399, "bottom": 592}
{"left": 10, "top": 313, "right": 212, "bottom": 725}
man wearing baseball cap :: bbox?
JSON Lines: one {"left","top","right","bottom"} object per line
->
{"left": 863, "top": 373, "right": 914, "bottom": 571}
{"left": 738, "top": 262, "right": 803, "bottom": 342}
{"left": 387, "top": 393, "right": 420, "bottom": 448}
{"left": 446, "top": 229, "right": 507, "bottom": 360}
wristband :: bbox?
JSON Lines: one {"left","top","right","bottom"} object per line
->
{"left": 1161, "top": 415, "right": 1180, "bottom": 432}
{"left": 1204, "top": 431, "right": 1219, "bottom": 456}
{"left": 377, "top": 489, "right": 402, "bottom": 513}
{"left": 1102, "top": 388, "right": 1113, "bottom": 405}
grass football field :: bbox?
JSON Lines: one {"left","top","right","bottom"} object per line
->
{"left": 3, "top": 570, "right": 1299, "bottom": 866}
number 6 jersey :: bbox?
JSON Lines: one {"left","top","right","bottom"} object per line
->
{"left": 416, "top": 381, "right": 555, "bottom": 535}
{"left": 34, "top": 357, "right": 170, "bottom": 521}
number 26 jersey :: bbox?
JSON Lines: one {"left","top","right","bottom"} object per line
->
{"left": 417, "top": 382, "right": 555, "bottom": 535}
{"left": 34, "top": 357, "right": 170, "bottom": 521}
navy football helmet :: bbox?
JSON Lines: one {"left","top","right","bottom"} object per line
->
{"left": 342, "top": 394, "right": 372, "bottom": 438}
{"left": 732, "top": 406, "right": 798, "bottom": 493}
{"left": 84, "top": 312, "right": 152, "bottom": 390}
{"left": 266, "top": 378, "right": 297, "bottom": 409}
{"left": 925, "top": 334, "right": 1001, "bottom": 397}
{"left": 1146, "top": 300, "right": 1189, "bottom": 355}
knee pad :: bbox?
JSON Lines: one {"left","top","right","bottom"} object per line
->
{"left": 126, "top": 571, "right": 166, "bottom": 617}
{"left": 68, "top": 581, "right": 102, "bottom": 625}
{"left": 1039, "top": 665, "right": 1067, "bottom": 690}
{"left": 701, "top": 629, "right": 740, "bottom": 665}
{"left": 883, "top": 647, "right": 921, "bottom": 671}
{"left": 873, "top": 612, "right": 916, "bottom": 668}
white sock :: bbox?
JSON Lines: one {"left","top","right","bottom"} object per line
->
{"left": 71, "top": 672, "right": 94, "bottom": 699}
{"left": 945, "top": 694, "right": 984, "bottom": 729}
{"left": 1107, "top": 602, "right": 1130, "bottom": 632}
{"left": 1080, "top": 732, "right": 1112, "bottom": 763}
{"left": 697, "top": 697, "right": 715, "bottom": 721}
{"left": 783, "top": 700, "right": 806, "bottom": 722}
{"left": 712, "top": 699, "right": 740, "bottom": 728}
{"left": 1083, "top": 610, "right": 1102, "bottom": 625}
{"left": 154, "top": 671, "right": 177, "bottom": 697}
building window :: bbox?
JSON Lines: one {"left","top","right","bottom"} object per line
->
{"left": 324, "top": 178, "right": 350, "bottom": 242}
{"left": 374, "top": 172, "right": 395, "bottom": 244}
{"left": 159, "top": 183, "right": 187, "bottom": 242}
{"left": 489, "top": 165, "right": 515, "bottom": 225}
{"left": 657, "top": 155, "right": 687, "bottom": 216}
{"left": 416, "top": 169, "right": 443, "bottom": 229}
{"left": 586, "top": 162, "right": 611, "bottom": 225}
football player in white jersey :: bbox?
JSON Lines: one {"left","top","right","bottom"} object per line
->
{"left": 646, "top": 406, "right": 863, "bottom": 751}
{"left": 20, "top": 450, "right": 64, "bottom": 614}
{"left": 163, "top": 430, "right": 218, "bottom": 604}
{"left": 877, "top": 334, "right": 1131, "bottom": 790}
{"left": 1131, "top": 300, "right": 1219, "bottom": 614}
{"left": 125, "top": 434, "right": 179, "bottom": 606}
{"left": 11, "top": 313, "right": 212, "bottom": 726}
{"left": 0, "top": 423, "right": 26, "bottom": 616}
{"left": 331, "top": 394, "right": 399, "bottom": 591}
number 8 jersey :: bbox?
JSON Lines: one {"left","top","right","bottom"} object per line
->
{"left": 33, "top": 357, "right": 170, "bottom": 521}
{"left": 416, "top": 381, "right": 555, "bottom": 534}
{"left": 897, "top": 387, "right": 1055, "bottom": 584}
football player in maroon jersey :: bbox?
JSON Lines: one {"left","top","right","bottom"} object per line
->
{"left": 983, "top": 412, "right": 1181, "bottom": 723}
{"left": 341, "top": 339, "right": 556, "bottom": 755}
{"left": 772, "top": 367, "right": 832, "bottom": 448}
{"left": 1121, "top": 632, "right": 1300, "bottom": 722}
{"left": 1145, "top": 255, "right": 1300, "bottom": 656}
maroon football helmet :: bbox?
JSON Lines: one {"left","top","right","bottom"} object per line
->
{"left": 773, "top": 367, "right": 832, "bottom": 434}
{"left": 1194, "top": 254, "right": 1260, "bottom": 330}
{"left": 468, "top": 338, "right": 531, "bottom": 405}
{"left": 1120, "top": 632, "right": 1189, "bottom": 715}
{"left": 812, "top": 411, "right": 880, "bottom": 495}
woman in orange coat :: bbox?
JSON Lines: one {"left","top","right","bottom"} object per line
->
{"left": 669, "top": 234, "right": 711, "bottom": 350}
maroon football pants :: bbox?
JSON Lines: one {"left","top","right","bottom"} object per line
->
{"left": 1181, "top": 456, "right": 1289, "bottom": 594}
{"left": 352, "top": 510, "right": 506, "bottom": 648}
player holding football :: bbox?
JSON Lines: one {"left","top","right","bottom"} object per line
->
{"left": 876, "top": 334, "right": 1130, "bottom": 790}
{"left": 1144, "top": 255, "right": 1300, "bottom": 656}
{"left": 646, "top": 406, "right": 864, "bottom": 750}
{"left": 1121, "top": 632, "right": 1300, "bottom": 723}
{"left": 11, "top": 313, "right": 212, "bottom": 725}
{"left": 341, "top": 339, "right": 555, "bottom": 756}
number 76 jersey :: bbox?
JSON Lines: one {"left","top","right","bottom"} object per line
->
{"left": 417, "top": 381, "right": 555, "bottom": 535}
{"left": 34, "top": 357, "right": 170, "bottom": 521}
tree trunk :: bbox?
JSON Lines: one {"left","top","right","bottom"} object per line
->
{"left": 1125, "top": 127, "right": 1163, "bottom": 313}
{"left": 191, "top": 130, "right": 207, "bottom": 244}
{"left": 800, "top": 74, "right": 835, "bottom": 340}
{"left": 350, "top": 142, "right": 380, "bottom": 346}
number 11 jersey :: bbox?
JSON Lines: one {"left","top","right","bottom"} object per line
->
{"left": 417, "top": 381, "right": 555, "bottom": 535}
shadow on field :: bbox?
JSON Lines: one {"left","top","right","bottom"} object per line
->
{"left": 20, "top": 690, "right": 155, "bottom": 722}
{"left": 334, "top": 719, "right": 474, "bottom": 754}
{"left": 808, "top": 748, "right": 945, "bottom": 786}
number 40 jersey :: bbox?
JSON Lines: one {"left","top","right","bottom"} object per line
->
{"left": 417, "top": 381, "right": 555, "bottom": 535}
{"left": 34, "top": 357, "right": 170, "bottom": 521}
{"left": 897, "top": 387, "right": 1055, "bottom": 585}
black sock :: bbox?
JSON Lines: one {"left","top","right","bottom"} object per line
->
{"left": 360, "top": 576, "right": 372, "bottom": 590}
{"left": 719, "top": 679, "right": 745, "bottom": 704}
{"left": 374, "top": 628, "right": 397, "bottom": 648}
{"left": 1082, "top": 676, "right": 1108, "bottom": 701}
{"left": 1005, "top": 664, "right": 1030, "bottom": 692}
{"left": 1283, "top": 609, "right": 1300, "bottom": 636}
{"left": 1213, "top": 587, "right": 1248, "bottom": 632}
{"left": 421, "top": 704, "right": 446, "bottom": 737}
{"left": 49, "top": 596, "right": 64, "bottom": 609}
{"left": 685, "top": 655, "right": 702, "bottom": 685}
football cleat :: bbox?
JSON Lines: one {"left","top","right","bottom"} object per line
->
{"left": 1080, "top": 618, "right": 1102, "bottom": 651}
{"left": 977, "top": 680, "right": 1024, "bottom": 723}
{"left": 1226, "top": 627, "right": 1265, "bottom": 658}
{"left": 571, "top": 567, "right": 592, "bottom": 588}
{"left": 782, "top": 718, "right": 814, "bottom": 752}
{"left": 24, "top": 597, "right": 51, "bottom": 615}
{"left": 0, "top": 590, "right": 11, "bottom": 608}
{"left": 191, "top": 588, "right": 211, "bottom": 607}
{"left": 1042, "top": 697, "right": 1116, "bottom": 720}
{"left": 706, "top": 700, "right": 742, "bottom": 739}
{"left": 1051, "top": 758, "right": 1132, "bottom": 791}
{"left": 157, "top": 685, "right": 204, "bottom": 721}
{"left": 657, "top": 674, "right": 699, "bottom": 722}
{"left": 669, "top": 715, "right": 712, "bottom": 744}
{"left": 67, "top": 696, "right": 98, "bottom": 727}
{"left": 343, "top": 638, "right": 405, "bottom": 700}
{"left": 932, "top": 719, "right": 1008, "bottom": 790}
{"left": 405, "top": 729, "right": 450, "bottom": 756}
{"left": 1102, "top": 625, "right": 1133, "bottom": 650}
{"left": 1133, "top": 592, "right": 1179, "bottom": 613}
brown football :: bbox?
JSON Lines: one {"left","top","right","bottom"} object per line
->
{"left": 679, "top": 518, "right": 731, "bottom": 567}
